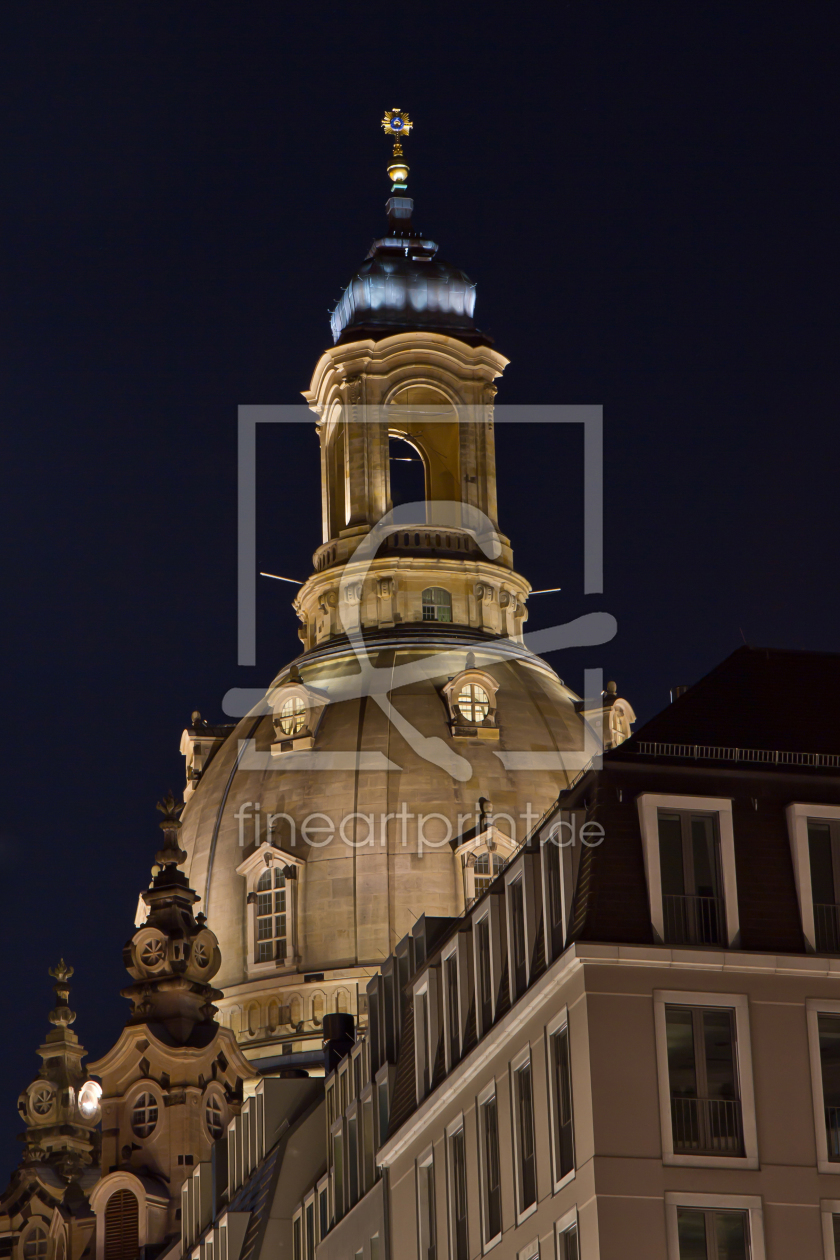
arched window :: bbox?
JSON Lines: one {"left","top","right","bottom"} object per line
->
{"left": 267, "top": 999, "right": 280, "bottom": 1032}
{"left": 22, "top": 1227, "right": 48, "bottom": 1260}
{"left": 278, "top": 696, "right": 306, "bottom": 735}
{"left": 473, "top": 852, "right": 504, "bottom": 897}
{"left": 256, "top": 868, "right": 287, "bottom": 963}
{"left": 422, "top": 588, "right": 452, "bottom": 623}
{"left": 457, "top": 683, "right": 490, "bottom": 723}
{"left": 205, "top": 1094, "right": 224, "bottom": 1140}
{"left": 335, "top": 989, "right": 349, "bottom": 1014}
{"left": 130, "top": 1092, "right": 158, "bottom": 1138}
{"left": 289, "top": 995, "right": 302, "bottom": 1027}
{"left": 104, "top": 1190, "right": 139, "bottom": 1260}
{"left": 247, "top": 1004, "right": 259, "bottom": 1036}
{"left": 312, "top": 992, "right": 324, "bottom": 1025}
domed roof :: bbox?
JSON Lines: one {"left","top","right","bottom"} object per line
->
{"left": 180, "top": 629, "right": 586, "bottom": 992}
{"left": 330, "top": 196, "right": 491, "bottom": 347}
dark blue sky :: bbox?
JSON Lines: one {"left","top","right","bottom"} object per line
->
{"left": 1, "top": 4, "right": 838, "bottom": 1175}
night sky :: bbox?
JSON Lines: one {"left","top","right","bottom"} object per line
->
{"left": 1, "top": 6, "right": 838, "bottom": 1175}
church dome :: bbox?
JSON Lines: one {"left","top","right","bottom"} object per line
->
{"left": 330, "top": 197, "right": 491, "bottom": 347}
{"left": 181, "top": 628, "right": 586, "bottom": 1005}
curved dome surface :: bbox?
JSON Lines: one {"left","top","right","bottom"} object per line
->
{"left": 181, "top": 631, "right": 586, "bottom": 994}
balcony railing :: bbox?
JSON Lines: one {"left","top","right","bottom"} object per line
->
{"left": 671, "top": 1096, "right": 744, "bottom": 1156}
{"left": 662, "top": 894, "right": 725, "bottom": 946}
{"left": 826, "top": 1106, "right": 840, "bottom": 1160}
{"left": 814, "top": 903, "right": 840, "bottom": 954}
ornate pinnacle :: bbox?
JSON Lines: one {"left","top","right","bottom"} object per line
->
{"left": 155, "top": 791, "right": 187, "bottom": 870}
{"left": 47, "top": 959, "right": 76, "bottom": 1028}
{"left": 381, "top": 108, "right": 412, "bottom": 189}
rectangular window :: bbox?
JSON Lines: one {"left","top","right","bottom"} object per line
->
{"left": 476, "top": 916, "right": 493, "bottom": 1034}
{"left": 833, "top": 1214, "right": 840, "bottom": 1259}
{"left": 318, "top": 1187, "right": 328, "bottom": 1241}
{"left": 256, "top": 868, "right": 287, "bottom": 962}
{"left": 449, "top": 1128, "right": 468, "bottom": 1260}
{"left": 416, "top": 988, "right": 432, "bottom": 1098}
{"left": 545, "top": 840, "right": 565, "bottom": 958}
{"left": 445, "top": 954, "right": 460, "bottom": 1068}
{"left": 417, "top": 1155, "right": 436, "bottom": 1260}
{"left": 332, "top": 1132, "right": 344, "bottom": 1221}
{"left": 293, "top": 1217, "right": 302, "bottom": 1260}
{"left": 819, "top": 1013, "right": 840, "bottom": 1161}
{"left": 479, "top": 1094, "right": 501, "bottom": 1244}
{"left": 305, "top": 1202, "right": 315, "bottom": 1260}
{"left": 348, "top": 1115, "right": 359, "bottom": 1207}
{"left": 362, "top": 1096, "right": 375, "bottom": 1189}
{"left": 658, "top": 812, "right": 724, "bottom": 946}
{"left": 377, "top": 1077, "right": 390, "bottom": 1146}
{"left": 551, "top": 1025, "right": 575, "bottom": 1181}
{"left": 666, "top": 1005, "right": 744, "bottom": 1157}
{"left": 676, "top": 1207, "right": 749, "bottom": 1259}
{"left": 558, "top": 1223, "right": 579, "bottom": 1260}
{"left": 810, "top": 820, "right": 840, "bottom": 953}
{"left": 510, "top": 878, "right": 527, "bottom": 995}
{"left": 370, "top": 1237, "right": 380, "bottom": 1260}
{"left": 513, "top": 1058, "right": 537, "bottom": 1214}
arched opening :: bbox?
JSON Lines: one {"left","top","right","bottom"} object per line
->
{"left": 104, "top": 1190, "right": 139, "bottom": 1260}
{"left": 22, "top": 1227, "right": 48, "bottom": 1260}
{"left": 388, "top": 435, "right": 427, "bottom": 519}
{"left": 387, "top": 385, "right": 460, "bottom": 511}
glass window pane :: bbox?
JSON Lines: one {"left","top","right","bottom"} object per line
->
{"left": 665, "top": 1007, "right": 698, "bottom": 1096}
{"left": 810, "top": 823, "right": 835, "bottom": 905}
{"left": 516, "top": 1062, "right": 536, "bottom": 1209}
{"left": 676, "top": 1209, "right": 707, "bottom": 1260}
{"left": 691, "top": 816, "right": 720, "bottom": 898}
{"left": 561, "top": 1225, "right": 579, "bottom": 1260}
{"left": 658, "top": 814, "right": 685, "bottom": 896}
{"left": 715, "top": 1210, "right": 749, "bottom": 1260}
{"left": 832, "top": 1213, "right": 840, "bottom": 1259}
{"left": 702, "top": 1009, "right": 738, "bottom": 1100}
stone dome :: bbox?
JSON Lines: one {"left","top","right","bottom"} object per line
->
{"left": 180, "top": 627, "right": 588, "bottom": 1041}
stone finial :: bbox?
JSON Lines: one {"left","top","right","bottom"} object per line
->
{"left": 47, "top": 960, "right": 76, "bottom": 1028}
{"left": 155, "top": 792, "right": 187, "bottom": 869}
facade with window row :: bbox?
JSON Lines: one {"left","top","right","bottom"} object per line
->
{"left": 170, "top": 646, "right": 840, "bottom": 1260}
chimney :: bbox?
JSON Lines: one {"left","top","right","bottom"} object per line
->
{"left": 670, "top": 686, "right": 689, "bottom": 703}
{"left": 323, "top": 1012, "right": 355, "bottom": 1073}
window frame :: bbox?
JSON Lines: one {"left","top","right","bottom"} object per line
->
{"left": 236, "top": 848, "right": 303, "bottom": 978}
{"left": 545, "top": 1008, "right": 576, "bottom": 1193}
{"left": 807, "top": 998, "right": 840, "bottom": 1174}
{"left": 445, "top": 1115, "right": 469, "bottom": 1260}
{"left": 471, "top": 894, "right": 505, "bottom": 1037}
{"left": 820, "top": 1198, "right": 840, "bottom": 1260}
{"left": 416, "top": 1145, "right": 437, "bottom": 1260}
{"left": 637, "top": 794, "right": 740, "bottom": 948}
{"left": 413, "top": 970, "right": 440, "bottom": 1103}
{"left": 476, "top": 1080, "right": 503, "bottom": 1252}
{"left": 510, "top": 1045, "right": 539, "bottom": 1225}
{"left": 441, "top": 933, "right": 471, "bottom": 1073}
{"left": 504, "top": 854, "right": 538, "bottom": 1001}
{"left": 539, "top": 816, "right": 580, "bottom": 964}
{"left": 664, "top": 1191, "right": 765, "bottom": 1260}
{"left": 653, "top": 989, "right": 758, "bottom": 1169}
{"left": 554, "top": 1205, "right": 579, "bottom": 1260}
{"left": 787, "top": 804, "right": 840, "bottom": 953}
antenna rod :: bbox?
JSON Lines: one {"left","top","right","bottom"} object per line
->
{"left": 529, "top": 587, "right": 563, "bottom": 595}
{"left": 260, "top": 572, "right": 303, "bottom": 586}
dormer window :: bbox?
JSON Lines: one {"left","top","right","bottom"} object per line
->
{"left": 237, "top": 847, "right": 303, "bottom": 975}
{"left": 269, "top": 676, "right": 328, "bottom": 756}
{"left": 456, "top": 683, "right": 489, "bottom": 724}
{"left": 422, "top": 587, "right": 452, "bottom": 622}
{"left": 443, "top": 667, "right": 500, "bottom": 741}
{"left": 278, "top": 696, "right": 306, "bottom": 736}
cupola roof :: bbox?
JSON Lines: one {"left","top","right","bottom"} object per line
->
{"left": 330, "top": 197, "right": 491, "bottom": 347}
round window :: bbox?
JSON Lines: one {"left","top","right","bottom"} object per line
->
{"left": 130, "top": 1092, "right": 158, "bottom": 1138}
{"left": 278, "top": 696, "right": 306, "bottom": 735}
{"left": 457, "top": 683, "right": 490, "bottom": 723}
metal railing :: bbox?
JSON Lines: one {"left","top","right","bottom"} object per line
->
{"left": 636, "top": 740, "right": 840, "bottom": 770}
{"left": 814, "top": 903, "right": 840, "bottom": 955}
{"left": 671, "top": 1096, "right": 744, "bottom": 1155}
{"left": 662, "top": 894, "right": 725, "bottom": 946}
